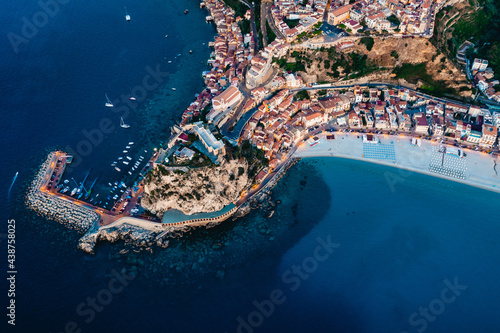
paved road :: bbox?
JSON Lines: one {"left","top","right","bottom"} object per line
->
{"left": 221, "top": 66, "right": 279, "bottom": 138}
{"left": 239, "top": 0, "right": 259, "bottom": 53}
{"left": 262, "top": 0, "right": 285, "bottom": 40}
{"left": 291, "top": 81, "right": 472, "bottom": 108}
{"left": 261, "top": 0, "right": 268, "bottom": 47}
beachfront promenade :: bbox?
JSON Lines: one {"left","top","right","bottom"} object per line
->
{"left": 294, "top": 132, "right": 500, "bottom": 193}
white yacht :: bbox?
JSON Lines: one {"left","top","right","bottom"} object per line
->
{"left": 125, "top": 7, "right": 131, "bottom": 21}
{"left": 120, "top": 117, "right": 130, "bottom": 129}
{"left": 105, "top": 93, "right": 114, "bottom": 107}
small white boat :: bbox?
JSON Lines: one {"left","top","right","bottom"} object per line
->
{"left": 168, "top": 61, "right": 172, "bottom": 63}
{"left": 115, "top": 167, "right": 121, "bottom": 172}
{"left": 71, "top": 188, "right": 78, "bottom": 196}
{"left": 63, "top": 179, "right": 69, "bottom": 184}
{"left": 105, "top": 94, "right": 114, "bottom": 107}
{"left": 123, "top": 161, "right": 129, "bottom": 165}
{"left": 111, "top": 162, "right": 116, "bottom": 166}
{"left": 129, "top": 142, "right": 134, "bottom": 145}
{"left": 172, "top": 88, "right": 176, "bottom": 91}
{"left": 126, "top": 156, "right": 132, "bottom": 160}
{"left": 128, "top": 171, "right": 132, "bottom": 175}
{"left": 123, "top": 150, "right": 128, "bottom": 153}
{"left": 126, "top": 145, "right": 131, "bottom": 149}
{"left": 118, "top": 157, "right": 123, "bottom": 160}
{"left": 125, "top": 7, "right": 131, "bottom": 21}
{"left": 177, "top": 53, "right": 181, "bottom": 56}
{"left": 120, "top": 117, "right": 130, "bottom": 129}
{"left": 165, "top": 34, "right": 168, "bottom": 38}
{"left": 129, "top": 96, "right": 137, "bottom": 101}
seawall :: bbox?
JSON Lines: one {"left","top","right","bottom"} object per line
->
{"left": 78, "top": 206, "right": 239, "bottom": 254}
{"left": 26, "top": 151, "right": 100, "bottom": 233}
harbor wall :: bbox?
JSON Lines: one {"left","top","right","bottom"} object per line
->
{"left": 78, "top": 206, "right": 238, "bottom": 253}
{"left": 26, "top": 151, "right": 100, "bottom": 233}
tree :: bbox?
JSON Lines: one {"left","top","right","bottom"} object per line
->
{"left": 387, "top": 15, "right": 400, "bottom": 26}
{"left": 360, "top": 37, "right": 374, "bottom": 51}
{"left": 391, "top": 50, "right": 399, "bottom": 59}
{"left": 295, "top": 90, "right": 310, "bottom": 100}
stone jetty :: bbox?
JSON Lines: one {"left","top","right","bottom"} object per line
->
{"left": 26, "top": 151, "right": 100, "bottom": 233}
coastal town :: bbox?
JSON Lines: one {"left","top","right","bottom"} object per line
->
{"left": 26, "top": 0, "right": 500, "bottom": 253}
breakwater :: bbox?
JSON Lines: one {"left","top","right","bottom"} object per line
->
{"left": 78, "top": 204, "right": 239, "bottom": 253}
{"left": 25, "top": 151, "right": 100, "bottom": 233}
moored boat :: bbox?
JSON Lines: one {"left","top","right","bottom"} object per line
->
{"left": 120, "top": 117, "right": 130, "bottom": 129}
{"left": 105, "top": 94, "right": 114, "bottom": 107}
{"left": 125, "top": 7, "right": 131, "bottom": 21}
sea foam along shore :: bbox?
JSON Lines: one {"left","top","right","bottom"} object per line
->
{"left": 294, "top": 132, "right": 500, "bottom": 193}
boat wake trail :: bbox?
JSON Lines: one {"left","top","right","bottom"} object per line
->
{"left": 8, "top": 172, "right": 18, "bottom": 200}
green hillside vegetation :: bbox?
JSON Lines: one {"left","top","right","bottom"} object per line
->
{"left": 393, "top": 63, "right": 456, "bottom": 96}
{"left": 266, "top": 20, "right": 276, "bottom": 43}
{"left": 434, "top": 0, "right": 500, "bottom": 78}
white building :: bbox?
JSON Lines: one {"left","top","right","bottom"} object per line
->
{"left": 303, "top": 112, "right": 326, "bottom": 128}
{"left": 208, "top": 86, "right": 243, "bottom": 121}
{"left": 193, "top": 122, "right": 225, "bottom": 156}
{"left": 471, "top": 58, "right": 489, "bottom": 72}
{"left": 285, "top": 73, "right": 304, "bottom": 88}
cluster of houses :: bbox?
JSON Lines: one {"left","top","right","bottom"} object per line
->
{"left": 471, "top": 58, "right": 500, "bottom": 102}
{"left": 180, "top": 0, "right": 253, "bottom": 126}
{"left": 268, "top": 0, "right": 440, "bottom": 40}
{"left": 246, "top": 39, "right": 290, "bottom": 88}
{"left": 271, "top": 0, "right": 326, "bottom": 41}
{"left": 326, "top": 0, "right": 437, "bottom": 34}
{"left": 239, "top": 85, "right": 498, "bottom": 169}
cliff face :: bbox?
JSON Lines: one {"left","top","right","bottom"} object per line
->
{"left": 142, "top": 160, "right": 248, "bottom": 216}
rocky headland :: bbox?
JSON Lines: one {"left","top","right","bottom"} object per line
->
{"left": 142, "top": 159, "right": 249, "bottom": 216}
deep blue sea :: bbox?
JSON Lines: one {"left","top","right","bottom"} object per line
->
{"left": 2, "top": 1, "right": 500, "bottom": 332}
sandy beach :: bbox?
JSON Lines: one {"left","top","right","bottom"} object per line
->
{"left": 294, "top": 132, "right": 500, "bottom": 194}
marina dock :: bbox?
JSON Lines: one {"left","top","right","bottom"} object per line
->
{"left": 27, "top": 150, "right": 240, "bottom": 253}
